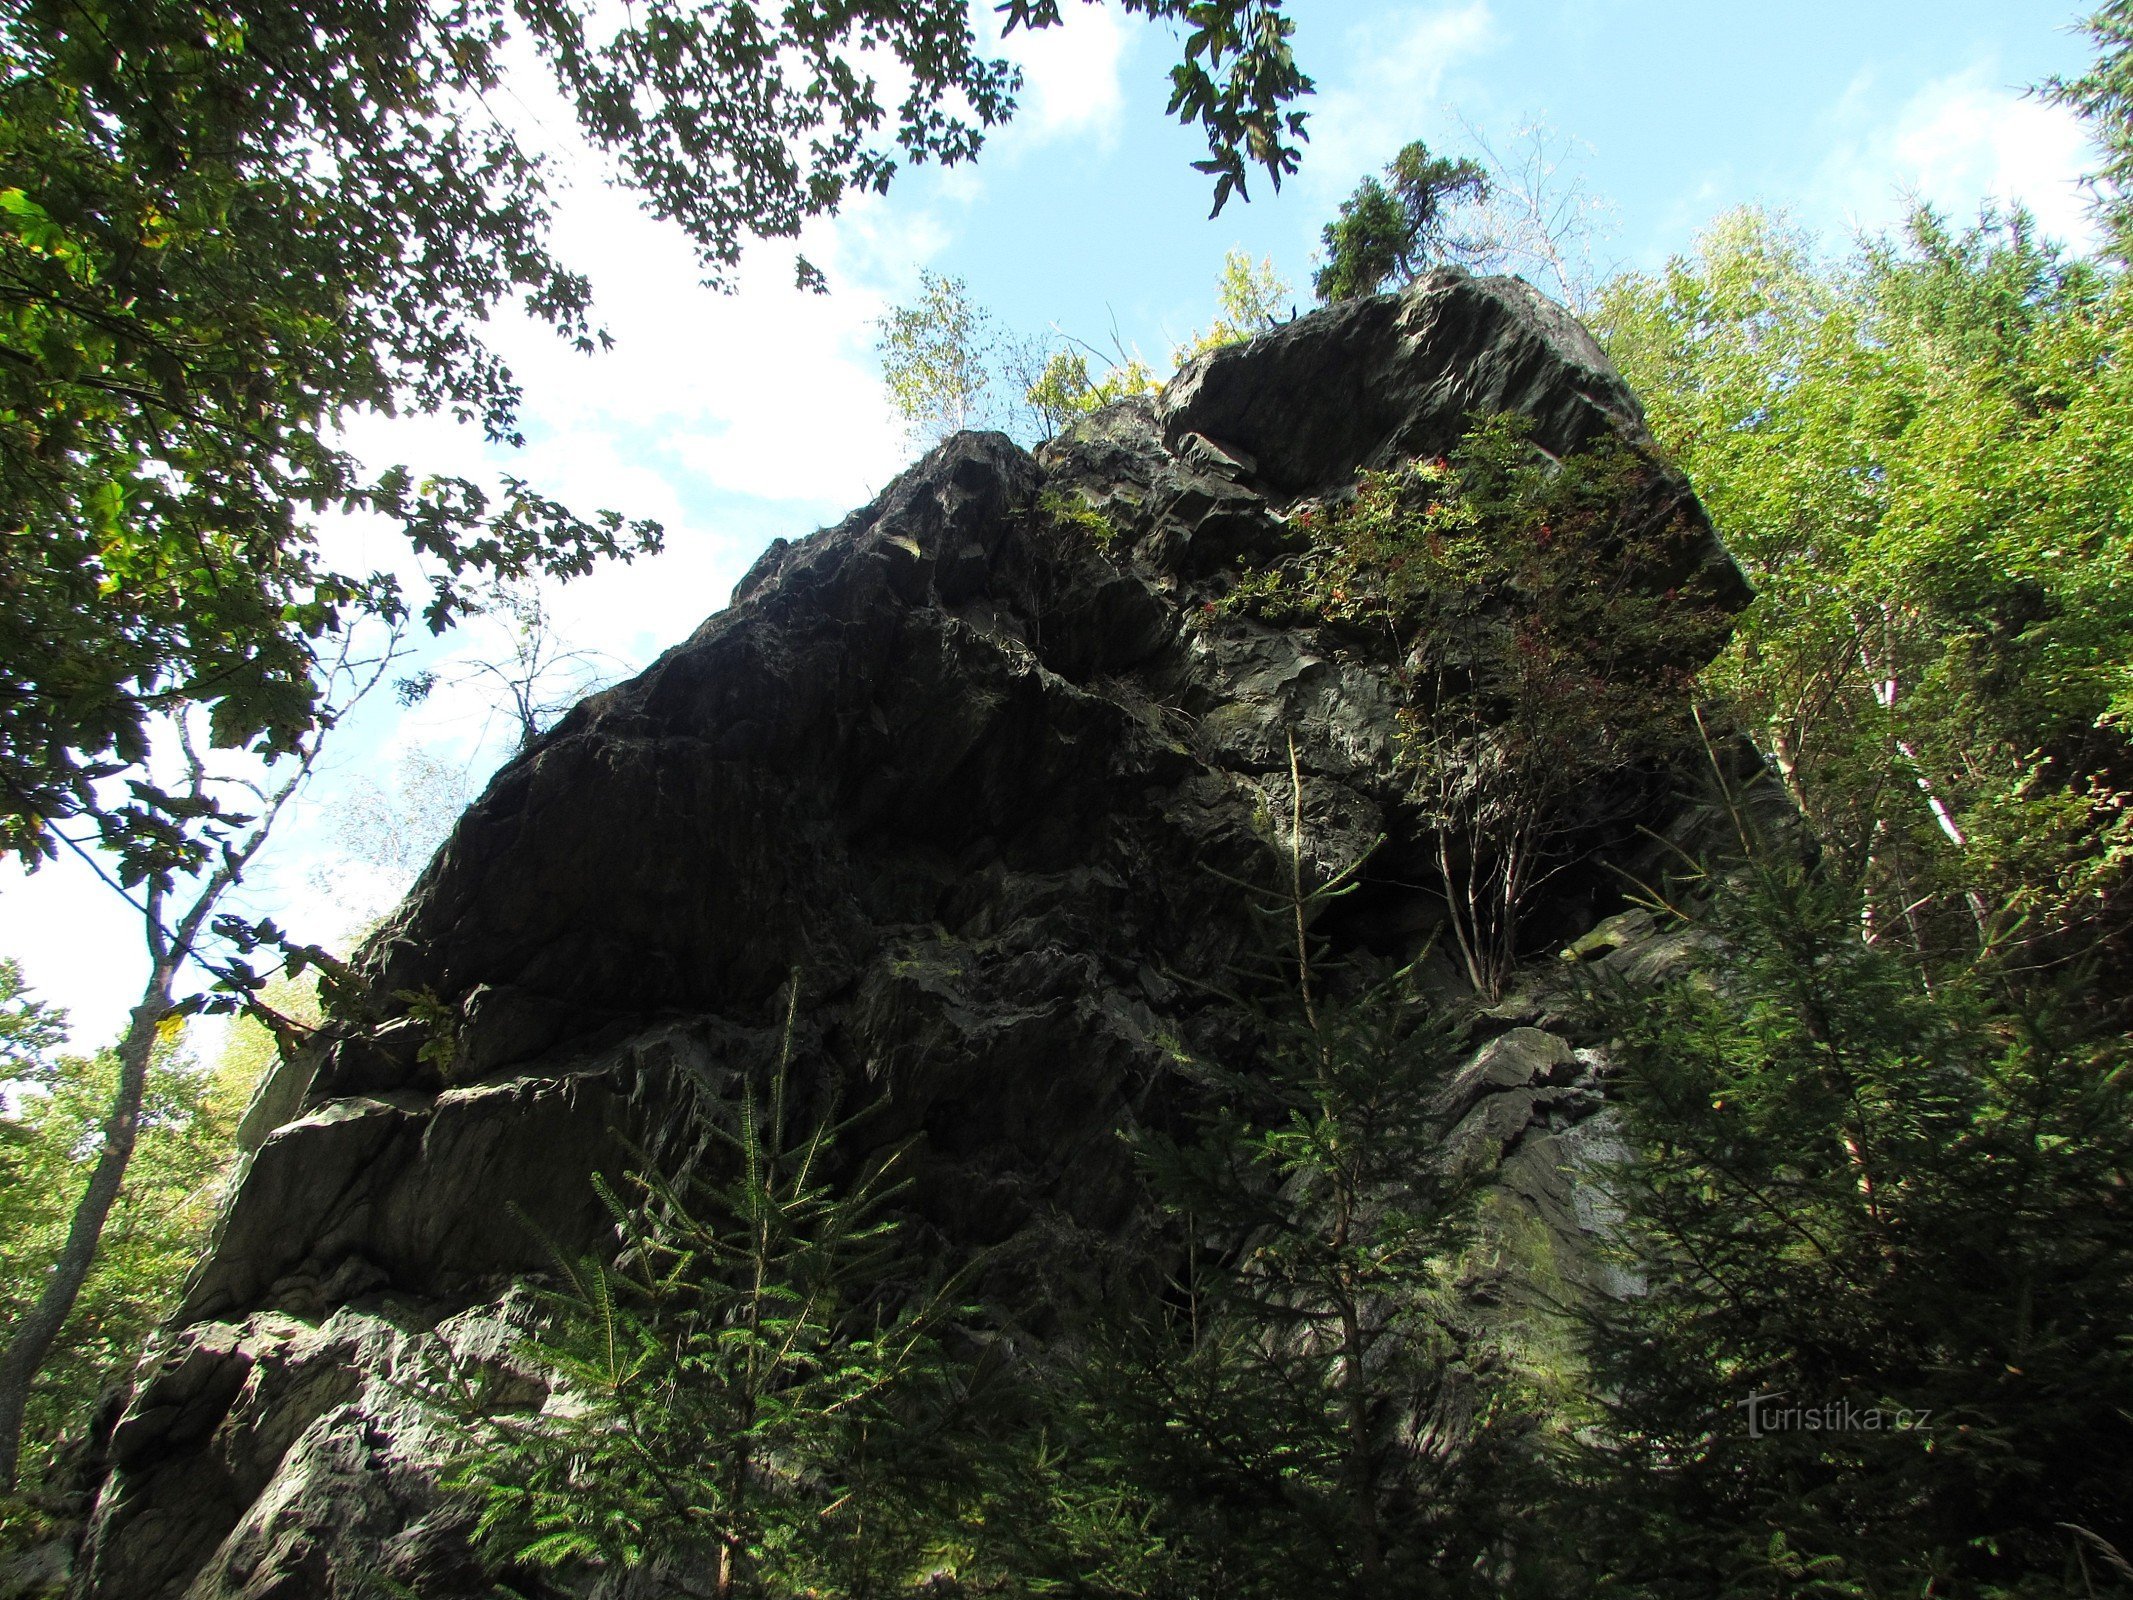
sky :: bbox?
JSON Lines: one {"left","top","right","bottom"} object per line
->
{"left": 0, "top": 0, "right": 2106, "bottom": 1047}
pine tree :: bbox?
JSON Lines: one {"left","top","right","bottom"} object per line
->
{"left": 1011, "top": 743, "right": 1524, "bottom": 1600}
{"left": 1314, "top": 141, "right": 1489, "bottom": 302}
{"left": 1569, "top": 788, "right": 2133, "bottom": 1597}
{"left": 449, "top": 982, "right": 963, "bottom": 1600}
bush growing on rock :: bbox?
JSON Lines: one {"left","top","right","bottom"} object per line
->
{"left": 1221, "top": 413, "right": 1736, "bottom": 997}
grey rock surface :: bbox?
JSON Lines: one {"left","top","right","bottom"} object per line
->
{"left": 73, "top": 271, "right": 1748, "bottom": 1598}
{"left": 1173, "top": 272, "right": 1639, "bottom": 489}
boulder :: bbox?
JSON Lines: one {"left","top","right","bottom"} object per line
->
{"left": 73, "top": 271, "right": 1748, "bottom": 1598}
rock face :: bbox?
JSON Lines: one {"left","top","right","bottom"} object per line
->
{"left": 71, "top": 270, "right": 1747, "bottom": 1599}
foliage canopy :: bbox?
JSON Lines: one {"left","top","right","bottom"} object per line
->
{"left": 1571, "top": 826, "right": 2133, "bottom": 1596}
{"left": 1599, "top": 207, "right": 2133, "bottom": 992}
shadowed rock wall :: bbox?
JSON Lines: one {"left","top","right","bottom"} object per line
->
{"left": 71, "top": 269, "right": 1748, "bottom": 1599}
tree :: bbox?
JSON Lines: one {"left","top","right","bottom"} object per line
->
{"left": 2044, "top": 0, "right": 2133, "bottom": 256}
{"left": 1, "top": 0, "right": 1312, "bottom": 884}
{"left": 1022, "top": 349, "right": 1105, "bottom": 438}
{"left": 197, "top": 971, "right": 322, "bottom": 1129}
{"left": 313, "top": 746, "right": 477, "bottom": 921}
{"left": 1021, "top": 346, "right": 1162, "bottom": 438}
{"left": 0, "top": 632, "right": 399, "bottom": 1489}
{"left": 1171, "top": 246, "right": 1292, "bottom": 363}
{"left": 992, "top": 747, "right": 1528, "bottom": 1600}
{"left": 303, "top": 582, "right": 615, "bottom": 933}
{"left": 1307, "top": 123, "right": 1613, "bottom": 310}
{"left": 877, "top": 275, "right": 1165, "bottom": 446}
{"left": 1568, "top": 801, "right": 2133, "bottom": 1596}
{"left": 881, "top": 249, "right": 1284, "bottom": 448}
{"left": 1450, "top": 119, "right": 1614, "bottom": 311}
{"left": 306, "top": 742, "right": 478, "bottom": 938}
{"left": 877, "top": 271, "right": 1014, "bottom": 445}
{"left": 1313, "top": 140, "right": 1489, "bottom": 303}
{"left": 1, "top": 0, "right": 651, "bottom": 882}
{"left": 0, "top": 990, "right": 264, "bottom": 1532}
{"left": 450, "top": 980, "right": 962, "bottom": 1599}
{"left": 0, "top": 958, "right": 63, "bottom": 1081}
{"left": 1596, "top": 206, "right": 2133, "bottom": 993}
{"left": 406, "top": 578, "right": 623, "bottom": 754}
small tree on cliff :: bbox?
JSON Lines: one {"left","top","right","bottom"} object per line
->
{"left": 876, "top": 272, "right": 1016, "bottom": 445}
{"left": 1314, "top": 140, "right": 1490, "bottom": 302}
{"left": 998, "top": 744, "right": 1522, "bottom": 1600}
{"left": 1171, "top": 247, "right": 1295, "bottom": 363}
{"left": 878, "top": 249, "right": 1288, "bottom": 447}
{"left": 454, "top": 981, "right": 962, "bottom": 1600}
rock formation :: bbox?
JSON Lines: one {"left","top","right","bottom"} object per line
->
{"left": 69, "top": 269, "right": 1748, "bottom": 1598}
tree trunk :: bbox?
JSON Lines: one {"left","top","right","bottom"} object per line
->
{"left": 1329, "top": 1183, "right": 1384, "bottom": 1593}
{"left": 0, "top": 961, "right": 173, "bottom": 1488}
{"left": 0, "top": 654, "right": 380, "bottom": 1489}
{"left": 1339, "top": 1292, "right": 1385, "bottom": 1591}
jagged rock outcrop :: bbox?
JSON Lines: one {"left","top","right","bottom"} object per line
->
{"left": 69, "top": 269, "right": 1747, "bottom": 1599}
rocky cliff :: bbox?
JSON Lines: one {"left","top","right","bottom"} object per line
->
{"left": 71, "top": 269, "right": 1748, "bottom": 1599}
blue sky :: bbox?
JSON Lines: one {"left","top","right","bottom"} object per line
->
{"left": 928, "top": 0, "right": 2094, "bottom": 355}
{"left": 0, "top": 0, "right": 2105, "bottom": 1043}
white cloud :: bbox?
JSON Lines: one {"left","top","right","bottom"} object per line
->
{"left": 318, "top": 125, "right": 946, "bottom": 669}
{"left": 1813, "top": 65, "right": 2097, "bottom": 249}
{"left": 456, "top": 183, "right": 915, "bottom": 491}
{"left": 993, "top": 0, "right": 1129, "bottom": 149}
{"left": 1302, "top": 1, "right": 1497, "bottom": 203}
{"left": 0, "top": 854, "right": 142, "bottom": 1050}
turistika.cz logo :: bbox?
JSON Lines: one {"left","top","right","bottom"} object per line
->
{"left": 1739, "top": 1392, "right": 1932, "bottom": 1439}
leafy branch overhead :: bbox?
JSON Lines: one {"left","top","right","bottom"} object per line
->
{"left": 1000, "top": 0, "right": 1313, "bottom": 216}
